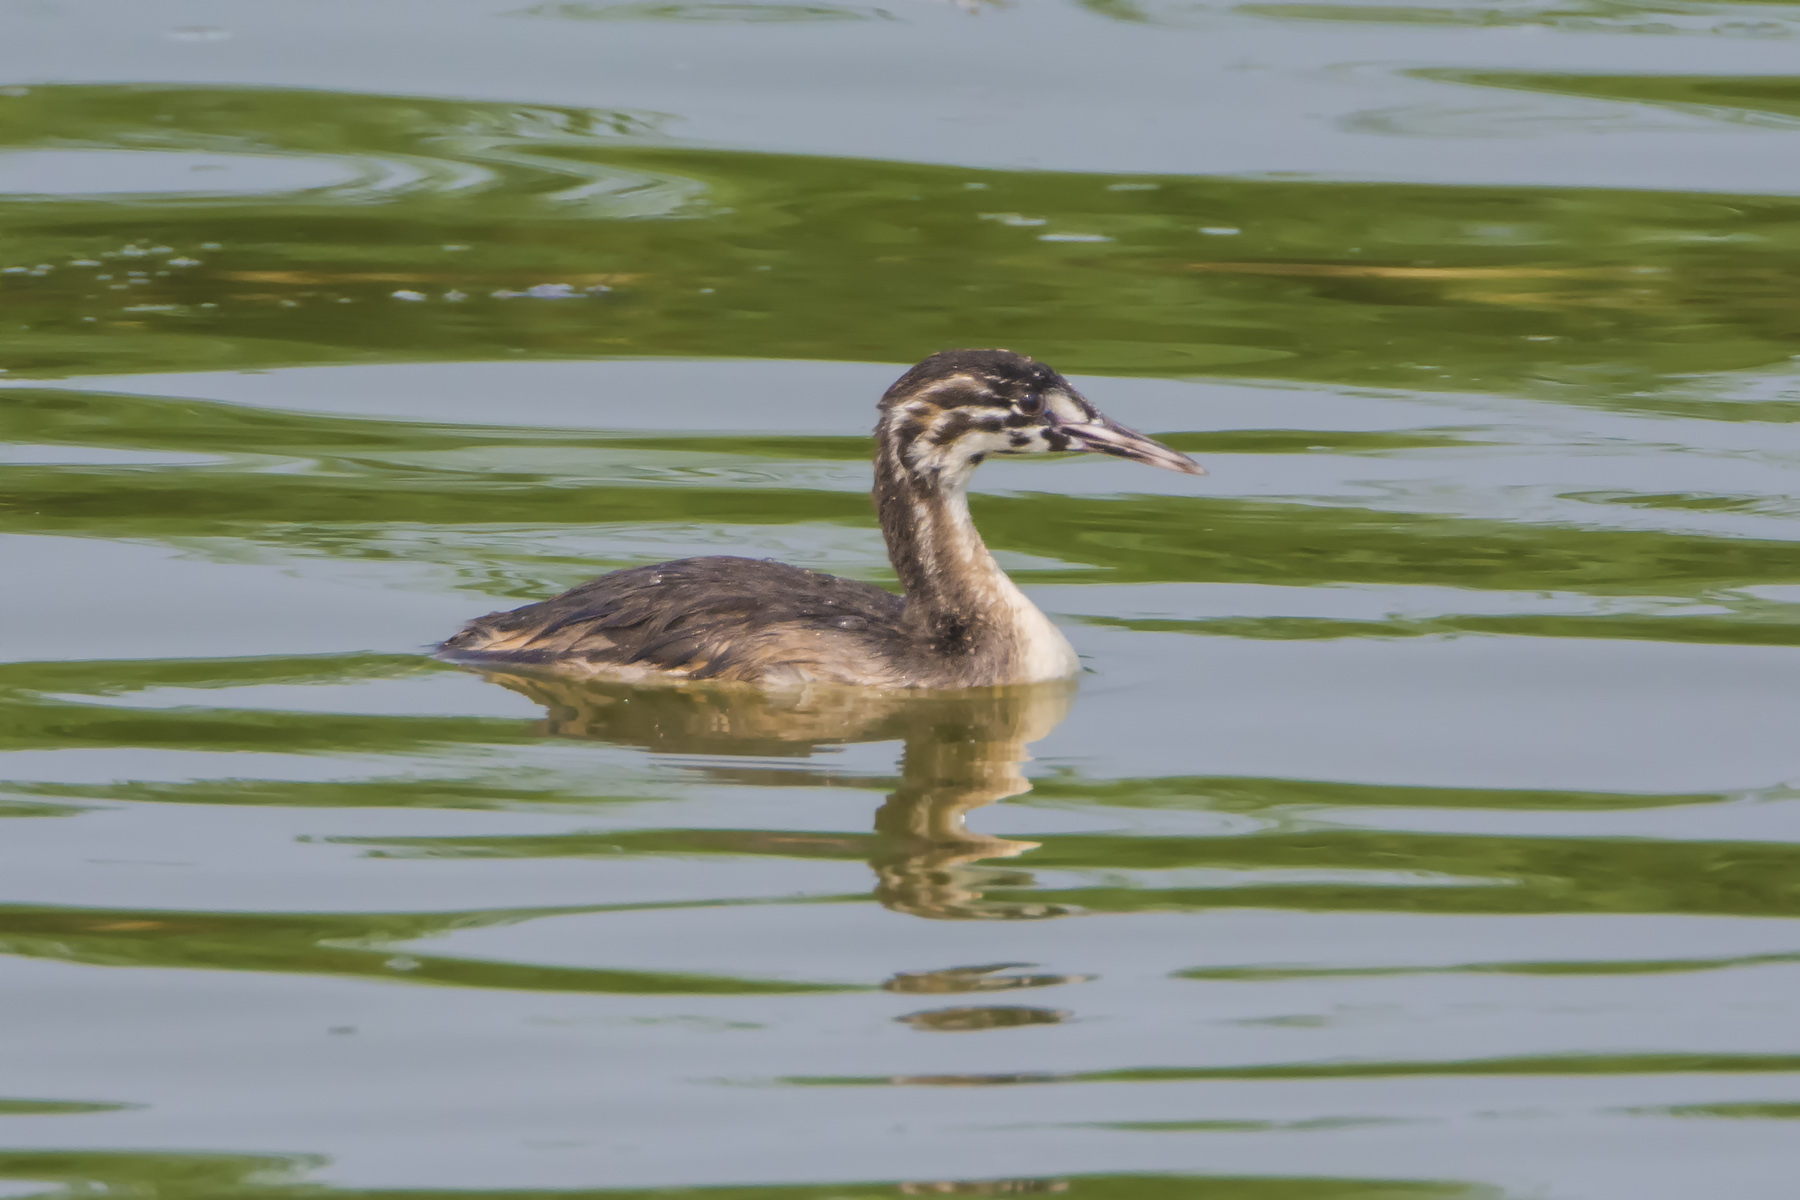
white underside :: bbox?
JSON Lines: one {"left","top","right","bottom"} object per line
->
{"left": 986, "top": 565, "right": 1081, "bottom": 682}
{"left": 927, "top": 473, "right": 1082, "bottom": 685}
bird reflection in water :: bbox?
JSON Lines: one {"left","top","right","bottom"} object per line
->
{"left": 471, "top": 669, "right": 1084, "bottom": 923}
{"left": 471, "top": 669, "right": 1092, "bottom": 1071}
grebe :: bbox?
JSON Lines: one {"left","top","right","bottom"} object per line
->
{"left": 438, "top": 349, "right": 1204, "bottom": 688}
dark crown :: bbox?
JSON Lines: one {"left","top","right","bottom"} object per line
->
{"left": 880, "top": 349, "right": 1068, "bottom": 412}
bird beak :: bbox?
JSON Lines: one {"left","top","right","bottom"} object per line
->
{"left": 1061, "top": 415, "right": 1207, "bottom": 476}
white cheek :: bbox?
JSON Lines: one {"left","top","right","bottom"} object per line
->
{"left": 999, "top": 429, "right": 1050, "bottom": 455}
{"left": 939, "top": 429, "right": 1016, "bottom": 461}
{"left": 916, "top": 430, "right": 1013, "bottom": 478}
{"left": 1045, "top": 391, "right": 1087, "bottom": 423}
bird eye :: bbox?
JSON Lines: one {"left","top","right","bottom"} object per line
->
{"left": 1018, "top": 393, "right": 1043, "bottom": 416}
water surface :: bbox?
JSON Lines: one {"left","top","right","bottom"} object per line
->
{"left": 3, "top": 3, "right": 1800, "bottom": 1199}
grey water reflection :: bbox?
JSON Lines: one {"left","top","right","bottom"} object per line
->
{"left": 473, "top": 670, "right": 1079, "bottom": 922}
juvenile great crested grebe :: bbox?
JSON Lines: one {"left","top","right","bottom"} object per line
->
{"left": 438, "top": 349, "right": 1204, "bottom": 688}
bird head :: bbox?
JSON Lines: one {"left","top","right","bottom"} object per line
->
{"left": 877, "top": 349, "right": 1205, "bottom": 488}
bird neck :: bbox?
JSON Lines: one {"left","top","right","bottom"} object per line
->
{"left": 873, "top": 426, "right": 1077, "bottom": 684}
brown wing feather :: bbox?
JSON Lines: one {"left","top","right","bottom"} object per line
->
{"left": 437, "top": 556, "right": 909, "bottom": 685}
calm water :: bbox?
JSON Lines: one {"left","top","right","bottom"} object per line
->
{"left": 4, "top": 3, "right": 1800, "bottom": 1199}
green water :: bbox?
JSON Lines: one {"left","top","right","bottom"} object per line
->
{"left": 4, "top": 2, "right": 1800, "bottom": 1198}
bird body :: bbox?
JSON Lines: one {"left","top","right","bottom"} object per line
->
{"left": 439, "top": 349, "right": 1204, "bottom": 689}
{"left": 441, "top": 555, "right": 916, "bottom": 687}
